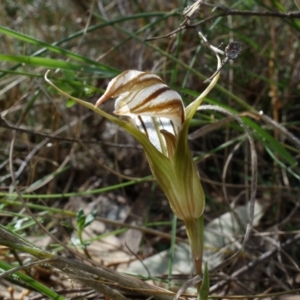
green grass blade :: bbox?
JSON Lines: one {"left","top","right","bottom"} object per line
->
{"left": 183, "top": 90, "right": 297, "bottom": 169}
{"left": 242, "top": 118, "right": 298, "bottom": 168}
{"left": 0, "top": 25, "right": 117, "bottom": 72}
{"left": 0, "top": 175, "right": 152, "bottom": 199}
{"left": 0, "top": 12, "right": 174, "bottom": 79}
{"left": 0, "top": 54, "right": 115, "bottom": 75}
{"left": 0, "top": 260, "right": 66, "bottom": 300}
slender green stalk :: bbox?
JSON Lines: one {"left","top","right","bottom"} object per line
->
{"left": 185, "top": 216, "right": 204, "bottom": 288}
{"left": 167, "top": 215, "right": 177, "bottom": 289}
{"left": 185, "top": 216, "right": 209, "bottom": 299}
{"left": 0, "top": 175, "right": 151, "bottom": 199}
{"left": 0, "top": 260, "right": 66, "bottom": 300}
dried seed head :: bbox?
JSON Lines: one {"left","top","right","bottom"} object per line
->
{"left": 225, "top": 41, "right": 242, "bottom": 60}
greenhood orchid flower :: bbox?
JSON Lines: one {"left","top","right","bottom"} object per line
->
{"left": 94, "top": 62, "right": 221, "bottom": 222}
{"left": 45, "top": 53, "right": 221, "bottom": 290}
{"left": 95, "top": 70, "right": 202, "bottom": 221}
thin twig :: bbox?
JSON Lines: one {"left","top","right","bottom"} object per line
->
{"left": 210, "top": 233, "right": 300, "bottom": 293}
{"left": 146, "top": 8, "right": 300, "bottom": 41}
{"left": 0, "top": 259, "right": 53, "bottom": 280}
{"left": 0, "top": 114, "right": 142, "bottom": 150}
{"left": 0, "top": 225, "right": 181, "bottom": 300}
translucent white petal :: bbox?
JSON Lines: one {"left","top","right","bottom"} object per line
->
{"left": 133, "top": 116, "right": 177, "bottom": 155}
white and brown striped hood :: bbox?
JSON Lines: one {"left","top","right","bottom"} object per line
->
{"left": 95, "top": 70, "right": 185, "bottom": 155}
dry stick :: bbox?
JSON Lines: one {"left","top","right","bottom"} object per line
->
{"left": 222, "top": 140, "right": 244, "bottom": 206}
{"left": 31, "top": 289, "right": 94, "bottom": 300}
{"left": 145, "top": 0, "right": 204, "bottom": 41}
{"left": 145, "top": 9, "right": 300, "bottom": 41}
{"left": 195, "top": 26, "right": 243, "bottom": 83}
{"left": 124, "top": 241, "right": 152, "bottom": 279}
{"left": 196, "top": 26, "right": 225, "bottom": 56}
{"left": 51, "top": 256, "right": 178, "bottom": 300}
{"left": 182, "top": 0, "right": 204, "bottom": 24}
{"left": 0, "top": 114, "right": 142, "bottom": 150}
{"left": 188, "top": 116, "right": 234, "bottom": 139}
{"left": 204, "top": 41, "right": 242, "bottom": 83}
{"left": 176, "top": 105, "right": 258, "bottom": 299}
{"left": 257, "top": 113, "right": 300, "bottom": 150}
{"left": 207, "top": 288, "right": 300, "bottom": 299}
{"left": 210, "top": 232, "right": 300, "bottom": 293}
{"left": 0, "top": 259, "right": 53, "bottom": 280}
{"left": 0, "top": 225, "right": 180, "bottom": 300}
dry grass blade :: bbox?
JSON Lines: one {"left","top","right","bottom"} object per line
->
{"left": 294, "top": 0, "right": 300, "bottom": 10}
{"left": 0, "top": 225, "right": 181, "bottom": 300}
{"left": 189, "top": 116, "right": 234, "bottom": 139}
{"left": 182, "top": 0, "right": 203, "bottom": 22}
{"left": 190, "top": 110, "right": 300, "bottom": 150}
{"left": 210, "top": 232, "right": 300, "bottom": 293}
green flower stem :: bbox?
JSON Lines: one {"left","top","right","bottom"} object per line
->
{"left": 185, "top": 216, "right": 204, "bottom": 287}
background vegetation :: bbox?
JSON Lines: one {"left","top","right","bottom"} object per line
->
{"left": 0, "top": 0, "right": 300, "bottom": 299}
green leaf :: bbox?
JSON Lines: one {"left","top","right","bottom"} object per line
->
{"left": 62, "top": 69, "right": 76, "bottom": 81}
{"left": 76, "top": 209, "right": 86, "bottom": 231}
{"left": 84, "top": 210, "right": 98, "bottom": 228}
{"left": 66, "top": 99, "right": 76, "bottom": 108}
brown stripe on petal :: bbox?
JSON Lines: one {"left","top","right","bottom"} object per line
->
{"left": 96, "top": 71, "right": 163, "bottom": 106}
{"left": 170, "top": 120, "right": 177, "bottom": 134}
{"left": 134, "top": 99, "right": 185, "bottom": 125}
{"left": 120, "top": 73, "right": 163, "bottom": 95}
{"left": 114, "top": 84, "right": 170, "bottom": 115}
{"left": 159, "top": 118, "right": 178, "bottom": 135}
{"left": 155, "top": 100, "right": 185, "bottom": 124}
{"left": 132, "top": 86, "right": 172, "bottom": 111}
{"left": 114, "top": 89, "right": 150, "bottom": 116}
{"left": 137, "top": 115, "right": 148, "bottom": 137}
